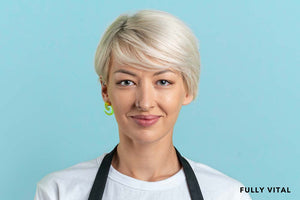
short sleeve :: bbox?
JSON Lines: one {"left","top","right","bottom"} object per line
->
{"left": 34, "top": 179, "right": 59, "bottom": 200}
{"left": 240, "top": 191, "right": 252, "bottom": 200}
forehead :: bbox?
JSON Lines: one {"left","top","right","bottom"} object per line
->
{"left": 109, "top": 55, "right": 180, "bottom": 76}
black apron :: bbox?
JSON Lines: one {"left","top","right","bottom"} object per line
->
{"left": 88, "top": 145, "right": 204, "bottom": 200}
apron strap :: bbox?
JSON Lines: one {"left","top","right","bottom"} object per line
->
{"left": 88, "top": 146, "right": 117, "bottom": 200}
{"left": 88, "top": 145, "right": 204, "bottom": 200}
{"left": 175, "top": 147, "right": 204, "bottom": 200}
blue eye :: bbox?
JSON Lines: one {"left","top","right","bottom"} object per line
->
{"left": 118, "top": 80, "right": 134, "bottom": 86}
{"left": 157, "top": 80, "right": 171, "bottom": 86}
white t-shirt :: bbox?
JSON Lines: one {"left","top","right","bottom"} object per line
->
{"left": 34, "top": 153, "right": 252, "bottom": 200}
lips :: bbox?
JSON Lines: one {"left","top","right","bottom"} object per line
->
{"left": 130, "top": 115, "right": 161, "bottom": 127}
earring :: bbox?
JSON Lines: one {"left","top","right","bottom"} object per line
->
{"left": 104, "top": 102, "right": 114, "bottom": 116}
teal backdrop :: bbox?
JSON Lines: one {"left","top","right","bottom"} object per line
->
{"left": 1, "top": 1, "right": 299, "bottom": 199}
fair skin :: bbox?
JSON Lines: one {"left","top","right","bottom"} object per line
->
{"left": 101, "top": 56, "right": 193, "bottom": 182}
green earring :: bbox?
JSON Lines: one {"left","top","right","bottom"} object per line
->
{"left": 104, "top": 102, "right": 114, "bottom": 116}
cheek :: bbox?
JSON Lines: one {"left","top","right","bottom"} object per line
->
{"left": 159, "top": 89, "right": 184, "bottom": 113}
{"left": 109, "top": 89, "right": 135, "bottom": 113}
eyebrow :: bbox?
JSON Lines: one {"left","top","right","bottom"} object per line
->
{"left": 113, "top": 69, "right": 137, "bottom": 76}
{"left": 154, "top": 69, "right": 176, "bottom": 76}
{"left": 113, "top": 69, "right": 176, "bottom": 76}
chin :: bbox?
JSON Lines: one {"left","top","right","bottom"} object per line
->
{"left": 124, "top": 129, "right": 170, "bottom": 145}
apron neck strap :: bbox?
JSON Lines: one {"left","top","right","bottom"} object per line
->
{"left": 88, "top": 146, "right": 117, "bottom": 200}
{"left": 88, "top": 145, "right": 204, "bottom": 200}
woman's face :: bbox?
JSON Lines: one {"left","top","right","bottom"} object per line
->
{"left": 102, "top": 57, "right": 193, "bottom": 144}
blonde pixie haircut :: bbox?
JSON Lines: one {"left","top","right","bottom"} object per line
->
{"left": 95, "top": 9, "right": 200, "bottom": 99}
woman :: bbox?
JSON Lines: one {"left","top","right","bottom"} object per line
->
{"left": 34, "top": 9, "right": 251, "bottom": 200}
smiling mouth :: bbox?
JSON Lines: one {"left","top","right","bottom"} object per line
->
{"left": 130, "top": 115, "right": 161, "bottom": 127}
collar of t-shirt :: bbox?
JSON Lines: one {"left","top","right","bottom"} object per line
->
{"left": 108, "top": 165, "right": 186, "bottom": 191}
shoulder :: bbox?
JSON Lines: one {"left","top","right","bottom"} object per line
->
{"left": 38, "top": 154, "right": 104, "bottom": 185}
{"left": 186, "top": 158, "right": 252, "bottom": 200}
{"left": 34, "top": 154, "right": 106, "bottom": 200}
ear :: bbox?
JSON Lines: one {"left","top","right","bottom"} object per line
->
{"left": 182, "top": 92, "right": 193, "bottom": 105}
{"left": 100, "top": 77, "right": 110, "bottom": 103}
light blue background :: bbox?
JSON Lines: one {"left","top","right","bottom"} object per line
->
{"left": 1, "top": 1, "right": 299, "bottom": 199}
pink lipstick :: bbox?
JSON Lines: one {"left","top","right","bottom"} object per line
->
{"left": 131, "top": 115, "right": 160, "bottom": 127}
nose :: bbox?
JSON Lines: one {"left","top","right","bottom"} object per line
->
{"left": 135, "top": 81, "right": 155, "bottom": 111}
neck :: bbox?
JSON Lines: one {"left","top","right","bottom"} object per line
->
{"left": 111, "top": 138, "right": 181, "bottom": 182}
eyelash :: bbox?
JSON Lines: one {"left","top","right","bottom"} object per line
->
{"left": 157, "top": 80, "right": 171, "bottom": 86}
{"left": 117, "top": 80, "right": 134, "bottom": 86}
{"left": 117, "top": 80, "right": 172, "bottom": 87}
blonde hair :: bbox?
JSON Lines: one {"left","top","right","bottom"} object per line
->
{"left": 94, "top": 9, "right": 200, "bottom": 99}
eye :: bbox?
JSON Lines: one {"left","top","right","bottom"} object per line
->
{"left": 117, "top": 80, "right": 135, "bottom": 86}
{"left": 157, "top": 80, "right": 171, "bottom": 86}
